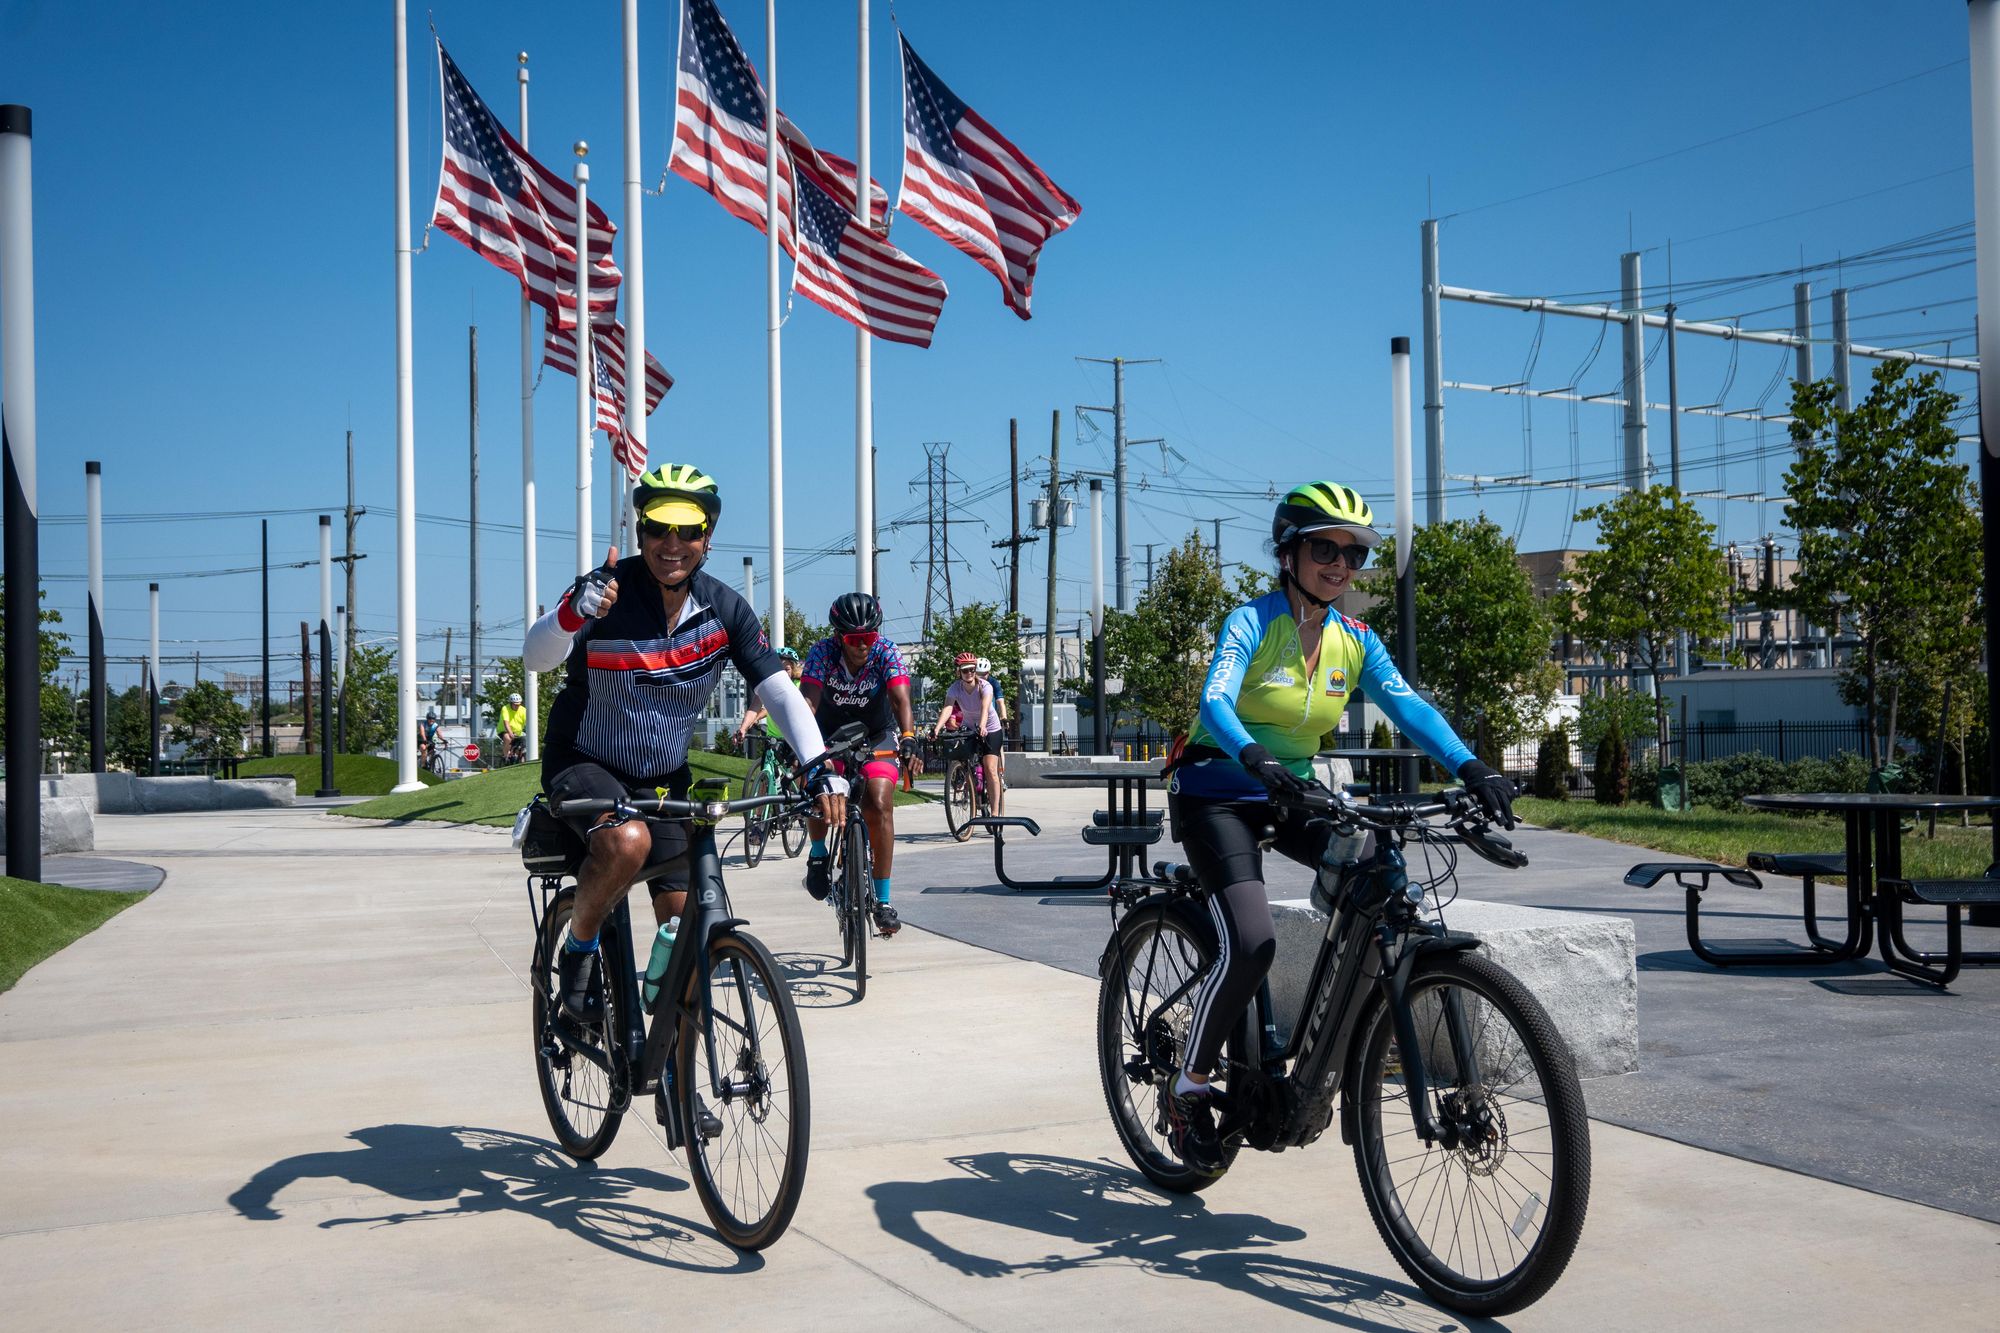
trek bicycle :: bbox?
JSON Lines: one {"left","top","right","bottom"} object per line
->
{"left": 520, "top": 779, "right": 812, "bottom": 1250}
{"left": 819, "top": 721, "right": 895, "bottom": 1002}
{"left": 741, "top": 733, "right": 806, "bottom": 868}
{"left": 1096, "top": 784, "right": 1590, "bottom": 1316}
{"left": 939, "top": 729, "right": 994, "bottom": 843}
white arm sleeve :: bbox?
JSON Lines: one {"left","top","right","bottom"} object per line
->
{"left": 523, "top": 607, "right": 578, "bottom": 674}
{"left": 755, "top": 673, "right": 827, "bottom": 764}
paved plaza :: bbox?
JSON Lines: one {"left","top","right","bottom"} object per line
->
{"left": 1, "top": 793, "right": 1996, "bottom": 1329}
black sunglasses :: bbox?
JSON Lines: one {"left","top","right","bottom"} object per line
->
{"left": 639, "top": 519, "right": 708, "bottom": 542}
{"left": 1302, "top": 537, "right": 1370, "bottom": 571}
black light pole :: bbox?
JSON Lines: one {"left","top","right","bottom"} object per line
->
{"left": 2, "top": 105, "right": 41, "bottom": 881}
{"left": 316, "top": 515, "right": 338, "bottom": 796}
{"left": 1971, "top": 0, "right": 2000, "bottom": 898}
{"left": 260, "top": 518, "right": 272, "bottom": 757}
{"left": 85, "top": 460, "right": 106, "bottom": 771}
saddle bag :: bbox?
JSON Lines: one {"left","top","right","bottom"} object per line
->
{"left": 515, "top": 796, "right": 586, "bottom": 874}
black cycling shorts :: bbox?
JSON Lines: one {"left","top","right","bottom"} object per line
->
{"left": 976, "top": 730, "right": 1007, "bottom": 759}
{"left": 545, "top": 759, "right": 692, "bottom": 892}
{"left": 1172, "top": 792, "right": 1332, "bottom": 891}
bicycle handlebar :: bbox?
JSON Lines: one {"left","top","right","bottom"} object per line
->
{"left": 550, "top": 791, "right": 807, "bottom": 822}
{"left": 1272, "top": 785, "right": 1529, "bottom": 870}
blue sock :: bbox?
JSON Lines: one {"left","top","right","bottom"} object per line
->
{"left": 565, "top": 932, "right": 599, "bottom": 954}
{"left": 874, "top": 877, "right": 891, "bottom": 905}
{"left": 810, "top": 839, "right": 827, "bottom": 859}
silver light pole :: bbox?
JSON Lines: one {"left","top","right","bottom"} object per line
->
{"left": 318, "top": 517, "right": 338, "bottom": 795}
{"left": 1391, "top": 336, "right": 1420, "bottom": 796}
{"left": 390, "top": 0, "right": 423, "bottom": 792}
{"left": 2, "top": 104, "right": 42, "bottom": 877}
{"left": 85, "top": 459, "right": 106, "bottom": 772}
{"left": 518, "top": 53, "right": 541, "bottom": 762}
{"left": 1967, "top": 0, "right": 2000, "bottom": 877}
{"left": 573, "top": 142, "right": 593, "bottom": 577}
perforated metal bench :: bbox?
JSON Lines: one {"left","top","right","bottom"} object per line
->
{"left": 1874, "top": 877, "right": 2000, "bottom": 987}
{"left": 1741, "top": 851, "right": 1868, "bottom": 960}
{"left": 966, "top": 815, "right": 1118, "bottom": 894}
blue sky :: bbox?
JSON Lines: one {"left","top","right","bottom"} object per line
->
{"left": 0, "top": 0, "right": 1982, "bottom": 691}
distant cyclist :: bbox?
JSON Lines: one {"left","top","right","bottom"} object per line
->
{"left": 931, "top": 651, "right": 1006, "bottom": 816}
{"left": 499, "top": 692, "right": 528, "bottom": 764}
{"left": 798, "top": 593, "right": 916, "bottom": 937}
{"left": 1161, "top": 481, "right": 1515, "bottom": 1170}
{"left": 523, "top": 463, "right": 846, "bottom": 1022}
{"left": 417, "top": 709, "right": 443, "bottom": 769}
{"left": 735, "top": 646, "right": 802, "bottom": 756}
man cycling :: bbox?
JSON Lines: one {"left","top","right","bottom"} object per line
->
{"left": 931, "top": 651, "right": 1007, "bottom": 816}
{"left": 523, "top": 463, "right": 846, "bottom": 1021}
{"left": 798, "top": 592, "right": 916, "bottom": 937}
{"left": 1162, "top": 481, "right": 1515, "bottom": 1171}
{"left": 498, "top": 691, "right": 528, "bottom": 764}
{"left": 735, "top": 645, "right": 802, "bottom": 757}
{"left": 417, "top": 709, "right": 443, "bottom": 769}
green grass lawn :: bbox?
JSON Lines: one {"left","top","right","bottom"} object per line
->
{"left": 1515, "top": 797, "right": 1997, "bottom": 880}
{"left": 336, "top": 751, "right": 930, "bottom": 828}
{"left": 0, "top": 876, "right": 149, "bottom": 993}
{"left": 237, "top": 753, "right": 439, "bottom": 796}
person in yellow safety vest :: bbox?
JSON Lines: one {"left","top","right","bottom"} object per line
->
{"left": 499, "top": 692, "right": 529, "bottom": 764}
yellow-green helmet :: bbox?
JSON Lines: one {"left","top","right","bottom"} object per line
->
{"left": 633, "top": 463, "right": 721, "bottom": 528}
{"left": 1272, "top": 481, "right": 1379, "bottom": 549}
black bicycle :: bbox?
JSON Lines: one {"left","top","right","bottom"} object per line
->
{"left": 938, "top": 729, "right": 992, "bottom": 843}
{"left": 521, "top": 779, "right": 812, "bottom": 1250}
{"left": 817, "top": 721, "right": 894, "bottom": 1002}
{"left": 1096, "top": 785, "right": 1590, "bottom": 1316}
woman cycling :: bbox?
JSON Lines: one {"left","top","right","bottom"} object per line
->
{"left": 1163, "top": 481, "right": 1515, "bottom": 1171}
{"left": 932, "top": 651, "right": 1006, "bottom": 816}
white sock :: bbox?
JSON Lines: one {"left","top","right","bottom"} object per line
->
{"left": 1174, "top": 1071, "right": 1219, "bottom": 1098}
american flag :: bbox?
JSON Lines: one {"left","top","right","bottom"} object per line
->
{"left": 896, "top": 34, "right": 1081, "bottom": 320}
{"left": 431, "top": 39, "right": 620, "bottom": 330}
{"left": 544, "top": 321, "right": 674, "bottom": 476}
{"left": 668, "top": 0, "right": 887, "bottom": 245}
{"left": 791, "top": 156, "right": 947, "bottom": 348}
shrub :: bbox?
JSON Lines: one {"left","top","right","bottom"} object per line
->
{"left": 1627, "top": 750, "right": 1889, "bottom": 810}
{"left": 1593, "top": 716, "right": 1629, "bottom": 805}
{"left": 1533, "top": 727, "right": 1572, "bottom": 800}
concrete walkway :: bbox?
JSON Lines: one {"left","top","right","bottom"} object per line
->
{"left": 1, "top": 798, "right": 1994, "bottom": 1329}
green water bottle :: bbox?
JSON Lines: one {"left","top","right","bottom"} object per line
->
{"left": 642, "top": 916, "right": 680, "bottom": 1011}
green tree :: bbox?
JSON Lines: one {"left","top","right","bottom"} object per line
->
{"left": 910, "top": 601, "right": 1024, "bottom": 697}
{"left": 168, "top": 679, "right": 248, "bottom": 765}
{"left": 1362, "top": 518, "right": 1558, "bottom": 751}
{"left": 340, "top": 644, "right": 401, "bottom": 754}
{"left": 762, "top": 598, "right": 829, "bottom": 655}
{"left": 0, "top": 587, "right": 70, "bottom": 758}
{"left": 1533, "top": 726, "right": 1573, "bottom": 800}
{"left": 1593, "top": 714, "right": 1630, "bottom": 805}
{"left": 1783, "top": 363, "right": 1982, "bottom": 769}
{"left": 107, "top": 684, "right": 153, "bottom": 771}
{"left": 1573, "top": 487, "right": 1730, "bottom": 751}
{"left": 1105, "top": 535, "right": 1233, "bottom": 734}
{"left": 477, "top": 656, "right": 565, "bottom": 738}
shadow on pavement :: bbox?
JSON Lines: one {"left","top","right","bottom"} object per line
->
{"left": 867, "top": 1151, "right": 1491, "bottom": 1331}
{"left": 229, "top": 1124, "right": 759, "bottom": 1273}
{"left": 772, "top": 950, "right": 862, "bottom": 1008}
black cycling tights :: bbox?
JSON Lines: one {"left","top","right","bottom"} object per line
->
{"left": 1174, "top": 794, "right": 1331, "bottom": 1078}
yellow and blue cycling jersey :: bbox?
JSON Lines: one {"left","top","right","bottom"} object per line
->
{"left": 1175, "top": 590, "right": 1473, "bottom": 800}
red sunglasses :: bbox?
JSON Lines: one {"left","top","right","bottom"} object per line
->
{"left": 839, "top": 629, "right": 879, "bottom": 647}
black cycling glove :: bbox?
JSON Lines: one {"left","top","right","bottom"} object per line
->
{"left": 1238, "top": 743, "right": 1309, "bottom": 802}
{"left": 557, "top": 562, "right": 618, "bottom": 630}
{"left": 798, "top": 756, "right": 849, "bottom": 800}
{"left": 1457, "top": 759, "right": 1517, "bottom": 830}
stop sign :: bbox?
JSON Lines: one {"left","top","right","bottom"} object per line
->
{"left": 463, "top": 742, "right": 481, "bottom": 765}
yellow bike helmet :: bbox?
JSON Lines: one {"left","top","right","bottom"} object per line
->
{"left": 632, "top": 462, "right": 721, "bottom": 529}
{"left": 1271, "top": 481, "right": 1380, "bottom": 549}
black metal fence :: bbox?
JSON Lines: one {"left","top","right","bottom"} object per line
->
{"left": 1671, "top": 719, "right": 1870, "bottom": 764}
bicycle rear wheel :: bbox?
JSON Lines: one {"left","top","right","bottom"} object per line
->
{"left": 779, "top": 786, "right": 807, "bottom": 858}
{"left": 842, "top": 820, "right": 869, "bottom": 1002}
{"left": 742, "top": 765, "right": 771, "bottom": 869}
{"left": 944, "top": 759, "right": 975, "bottom": 842}
{"left": 677, "top": 929, "right": 811, "bottom": 1250}
{"left": 1096, "top": 901, "right": 1241, "bottom": 1193}
{"left": 1351, "top": 951, "right": 1591, "bottom": 1317}
{"left": 532, "top": 890, "right": 626, "bottom": 1160}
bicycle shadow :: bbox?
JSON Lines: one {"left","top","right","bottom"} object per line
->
{"left": 866, "top": 1151, "right": 1496, "bottom": 1331}
{"left": 771, "top": 949, "right": 863, "bottom": 1008}
{"left": 228, "top": 1124, "right": 759, "bottom": 1274}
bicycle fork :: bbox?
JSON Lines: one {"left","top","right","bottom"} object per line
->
{"left": 1373, "top": 928, "right": 1484, "bottom": 1149}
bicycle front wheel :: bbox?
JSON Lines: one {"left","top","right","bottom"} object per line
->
{"left": 531, "top": 891, "right": 625, "bottom": 1160}
{"left": 779, "top": 788, "right": 807, "bottom": 859}
{"left": 842, "top": 820, "right": 869, "bottom": 1002}
{"left": 677, "top": 929, "right": 811, "bottom": 1251}
{"left": 943, "top": 759, "right": 975, "bottom": 841}
{"left": 1351, "top": 951, "right": 1591, "bottom": 1317}
{"left": 742, "top": 765, "right": 771, "bottom": 869}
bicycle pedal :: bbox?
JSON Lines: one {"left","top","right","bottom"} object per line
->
{"left": 697, "top": 1110, "right": 723, "bottom": 1140}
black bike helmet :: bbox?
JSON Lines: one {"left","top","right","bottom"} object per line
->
{"left": 828, "top": 592, "right": 883, "bottom": 633}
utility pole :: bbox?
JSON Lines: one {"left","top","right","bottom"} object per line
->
{"left": 1042, "top": 410, "right": 1060, "bottom": 753}
{"left": 990, "top": 416, "right": 1039, "bottom": 628}
{"left": 318, "top": 516, "right": 336, "bottom": 794}
{"left": 1089, "top": 478, "right": 1106, "bottom": 754}
{"left": 335, "top": 606, "right": 347, "bottom": 752}
{"left": 148, "top": 583, "right": 160, "bottom": 778}
{"left": 343, "top": 431, "right": 360, "bottom": 732}
{"left": 469, "top": 325, "right": 482, "bottom": 740}
{"left": 1619, "top": 251, "right": 1647, "bottom": 491}
{"left": 1421, "top": 218, "right": 1446, "bottom": 526}
{"left": 261, "top": 518, "right": 272, "bottom": 757}
{"left": 1141, "top": 543, "right": 1158, "bottom": 594}
{"left": 299, "top": 621, "right": 314, "bottom": 754}
{"left": 1077, "top": 355, "right": 1159, "bottom": 611}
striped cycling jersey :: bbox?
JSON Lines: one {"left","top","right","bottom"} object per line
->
{"left": 1176, "top": 590, "right": 1473, "bottom": 800}
{"left": 543, "top": 564, "right": 781, "bottom": 780}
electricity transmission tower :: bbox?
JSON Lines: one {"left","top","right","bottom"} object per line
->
{"left": 919, "top": 441, "right": 956, "bottom": 639}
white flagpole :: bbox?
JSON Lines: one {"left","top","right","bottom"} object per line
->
{"left": 621, "top": 0, "right": 647, "bottom": 550}
{"left": 574, "top": 143, "right": 593, "bottom": 576}
{"left": 853, "top": 0, "right": 873, "bottom": 594}
{"left": 390, "top": 0, "right": 423, "bottom": 793}
{"left": 517, "top": 52, "right": 540, "bottom": 761}
{"left": 765, "top": 0, "right": 786, "bottom": 647}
